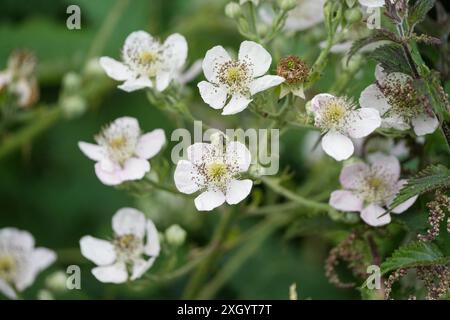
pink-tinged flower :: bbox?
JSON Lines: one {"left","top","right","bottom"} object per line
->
{"left": 174, "top": 133, "right": 253, "bottom": 211}
{"left": 329, "top": 153, "right": 418, "bottom": 227}
{"left": 198, "top": 41, "right": 284, "bottom": 115}
{"left": 78, "top": 117, "right": 165, "bottom": 186}
{"left": 309, "top": 93, "right": 381, "bottom": 161}
{"left": 80, "top": 208, "right": 160, "bottom": 283}
{"left": 99, "top": 31, "right": 187, "bottom": 92}
{"left": 0, "top": 228, "right": 56, "bottom": 299}
{"left": 359, "top": 65, "right": 439, "bottom": 136}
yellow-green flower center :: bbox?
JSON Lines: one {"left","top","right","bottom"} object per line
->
{"left": 139, "top": 51, "right": 158, "bottom": 65}
{"left": 0, "top": 255, "right": 16, "bottom": 281}
{"left": 321, "top": 102, "right": 347, "bottom": 128}
{"left": 206, "top": 162, "right": 228, "bottom": 183}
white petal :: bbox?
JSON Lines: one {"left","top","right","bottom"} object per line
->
{"left": 0, "top": 279, "right": 16, "bottom": 299}
{"left": 135, "top": 129, "right": 166, "bottom": 159}
{"left": 179, "top": 59, "right": 203, "bottom": 85}
{"left": 226, "top": 179, "right": 253, "bottom": 205}
{"left": 411, "top": 113, "right": 439, "bottom": 136}
{"left": 92, "top": 262, "right": 128, "bottom": 284}
{"left": 174, "top": 160, "right": 201, "bottom": 194}
{"left": 347, "top": 108, "right": 381, "bottom": 139}
{"left": 16, "top": 248, "right": 56, "bottom": 292}
{"left": 222, "top": 94, "right": 252, "bottom": 115}
{"left": 249, "top": 75, "right": 285, "bottom": 95}
{"left": 359, "top": 84, "right": 391, "bottom": 116}
{"left": 114, "top": 116, "right": 140, "bottom": 131}
{"left": 187, "top": 143, "right": 213, "bottom": 165}
{"left": 144, "top": 219, "right": 160, "bottom": 256}
{"left": 360, "top": 204, "right": 391, "bottom": 227}
{"left": 387, "top": 179, "right": 418, "bottom": 214}
{"left": 164, "top": 33, "right": 188, "bottom": 70}
{"left": 238, "top": 41, "right": 271, "bottom": 77}
{"left": 194, "top": 190, "right": 226, "bottom": 211}
{"left": 118, "top": 76, "right": 153, "bottom": 92}
{"left": 80, "top": 236, "right": 116, "bottom": 266}
{"left": 99, "top": 57, "right": 132, "bottom": 81}
{"left": 112, "top": 207, "right": 147, "bottom": 238}
{"left": 198, "top": 81, "right": 227, "bottom": 109}
{"left": 340, "top": 162, "right": 369, "bottom": 189}
{"left": 329, "top": 190, "right": 363, "bottom": 212}
{"left": 382, "top": 114, "right": 410, "bottom": 130}
{"left": 94, "top": 162, "right": 123, "bottom": 186}
{"left": 120, "top": 157, "right": 150, "bottom": 181}
{"left": 374, "top": 64, "right": 387, "bottom": 84}
{"left": 0, "top": 228, "right": 34, "bottom": 250}
{"left": 370, "top": 153, "right": 400, "bottom": 183}
{"left": 225, "top": 141, "right": 251, "bottom": 172}
{"left": 321, "top": 131, "right": 354, "bottom": 161}
{"left": 130, "top": 258, "right": 156, "bottom": 280}
{"left": 202, "top": 46, "right": 231, "bottom": 83}
{"left": 310, "top": 93, "right": 335, "bottom": 113}
{"left": 155, "top": 70, "right": 172, "bottom": 92}
{"left": 78, "top": 142, "right": 105, "bottom": 162}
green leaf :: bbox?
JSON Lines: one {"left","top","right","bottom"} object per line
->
{"left": 347, "top": 29, "right": 400, "bottom": 64}
{"left": 408, "top": 0, "right": 436, "bottom": 31}
{"left": 390, "top": 164, "right": 450, "bottom": 209}
{"left": 368, "top": 43, "right": 412, "bottom": 76}
{"left": 381, "top": 241, "right": 450, "bottom": 275}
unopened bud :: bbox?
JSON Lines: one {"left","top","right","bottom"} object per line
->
{"left": 61, "top": 95, "right": 87, "bottom": 118}
{"left": 225, "top": 2, "right": 242, "bottom": 19}
{"left": 165, "top": 224, "right": 187, "bottom": 247}
{"left": 277, "top": 0, "right": 297, "bottom": 11}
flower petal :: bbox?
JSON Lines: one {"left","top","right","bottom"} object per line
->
{"left": 92, "top": 262, "right": 128, "bottom": 284}
{"left": 174, "top": 160, "right": 201, "bottom": 194}
{"left": 0, "top": 279, "right": 16, "bottom": 299}
{"left": 202, "top": 46, "right": 231, "bottom": 83}
{"left": 411, "top": 113, "right": 439, "bottom": 136}
{"left": 135, "top": 129, "right": 166, "bottom": 160}
{"left": 144, "top": 219, "right": 160, "bottom": 256}
{"left": 112, "top": 207, "right": 147, "bottom": 238}
{"left": 78, "top": 142, "right": 105, "bottom": 162}
{"left": 359, "top": 0, "right": 386, "bottom": 8}
{"left": 387, "top": 179, "right": 418, "bottom": 214}
{"left": 369, "top": 153, "right": 400, "bottom": 183}
{"left": 340, "top": 162, "right": 368, "bottom": 189}
{"left": 310, "top": 93, "right": 335, "bottom": 113}
{"left": 120, "top": 157, "right": 150, "bottom": 181}
{"left": 359, "top": 84, "right": 391, "bottom": 116}
{"left": 155, "top": 70, "right": 172, "bottom": 92}
{"left": 329, "top": 190, "right": 363, "bottom": 212}
{"left": 80, "top": 236, "right": 116, "bottom": 266}
{"left": 118, "top": 76, "right": 153, "bottom": 92}
{"left": 0, "top": 228, "right": 34, "bottom": 250}
{"left": 130, "top": 258, "right": 156, "bottom": 281}
{"left": 198, "top": 81, "right": 227, "bottom": 109}
{"left": 346, "top": 108, "right": 381, "bottom": 139}
{"left": 16, "top": 248, "right": 57, "bottom": 292}
{"left": 225, "top": 179, "right": 253, "bottom": 205}
{"left": 99, "top": 57, "right": 132, "bottom": 81}
{"left": 225, "top": 141, "right": 251, "bottom": 172}
{"left": 194, "top": 190, "right": 226, "bottom": 211}
{"left": 238, "top": 41, "right": 271, "bottom": 77}
{"left": 382, "top": 114, "right": 410, "bottom": 130}
{"left": 164, "top": 33, "right": 188, "bottom": 70}
{"left": 94, "top": 162, "right": 123, "bottom": 186}
{"left": 187, "top": 143, "right": 213, "bottom": 165}
{"left": 222, "top": 94, "right": 252, "bottom": 115}
{"left": 249, "top": 75, "right": 285, "bottom": 95}
{"left": 321, "top": 131, "right": 354, "bottom": 161}
{"left": 360, "top": 204, "right": 391, "bottom": 227}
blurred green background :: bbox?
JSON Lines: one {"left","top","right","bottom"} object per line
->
{"left": 3, "top": 0, "right": 433, "bottom": 299}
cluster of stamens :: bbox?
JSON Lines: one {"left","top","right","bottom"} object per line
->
{"left": 123, "top": 40, "right": 164, "bottom": 78}
{"left": 95, "top": 122, "right": 140, "bottom": 166}
{"left": 0, "top": 254, "right": 16, "bottom": 282}
{"left": 316, "top": 97, "right": 352, "bottom": 131}
{"left": 113, "top": 234, "right": 143, "bottom": 262}
{"left": 378, "top": 76, "right": 422, "bottom": 121}
{"left": 356, "top": 167, "right": 394, "bottom": 205}
{"left": 217, "top": 60, "right": 252, "bottom": 95}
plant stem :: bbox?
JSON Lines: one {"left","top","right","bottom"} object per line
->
{"left": 259, "top": 176, "right": 332, "bottom": 212}
{"left": 182, "top": 209, "right": 235, "bottom": 299}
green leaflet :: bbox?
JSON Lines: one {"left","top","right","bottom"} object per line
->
{"left": 390, "top": 164, "right": 450, "bottom": 209}
{"left": 408, "top": 0, "right": 436, "bottom": 31}
{"left": 381, "top": 241, "right": 450, "bottom": 275}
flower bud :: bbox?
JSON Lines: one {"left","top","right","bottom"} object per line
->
{"left": 277, "top": 55, "right": 309, "bottom": 85}
{"left": 45, "top": 271, "right": 68, "bottom": 292}
{"left": 225, "top": 2, "right": 242, "bottom": 19}
{"left": 165, "top": 224, "right": 187, "bottom": 247}
{"left": 61, "top": 96, "right": 87, "bottom": 118}
{"left": 62, "top": 72, "right": 82, "bottom": 93}
{"left": 277, "top": 0, "right": 297, "bottom": 11}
